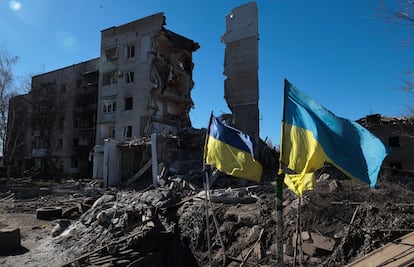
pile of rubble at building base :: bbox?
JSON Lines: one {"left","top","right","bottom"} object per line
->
{"left": 1, "top": 169, "right": 413, "bottom": 267}
{"left": 19, "top": 170, "right": 410, "bottom": 267}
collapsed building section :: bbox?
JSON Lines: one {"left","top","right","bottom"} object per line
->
{"left": 357, "top": 114, "right": 414, "bottom": 173}
{"left": 93, "top": 13, "right": 199, "bottom": 185}
{"left": 222, "top": 1, "right": 260, "bottom": 139}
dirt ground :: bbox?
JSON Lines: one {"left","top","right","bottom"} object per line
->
{"left": 0, "top": 168, "right": 413, "bottom": 267}
{"left": 0, "top": 197, "right": 69, "bottom": 266}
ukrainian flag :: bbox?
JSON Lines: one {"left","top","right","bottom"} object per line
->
{"left": 204, "top": 116, "right": 263, "bottom": 183}
{"left": 279, "top": 80, "right": 388, "bottom": 197}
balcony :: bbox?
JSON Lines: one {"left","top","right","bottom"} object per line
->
{"left": 100, "top": 113, "right": 116, "bottom": 123}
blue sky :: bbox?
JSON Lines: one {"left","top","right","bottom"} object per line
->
{"left": 1, "top": 0, "right": 413, "bottom": 146}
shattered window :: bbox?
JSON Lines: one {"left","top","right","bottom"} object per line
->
{"left": 388, "top": 136, "right": 400, "bottom": 148}
{"left": 102, "top": 98, "right": 117, "bottom": 113}
{"left": 124, "top": 71, "right": 134, "bottom": 84}
{"left": 123, "top": 125, "right": 132, "bottom": 139}
{"left": 105, "top": 46, "right": 118, "bottom": 60}
{"left": 103, "top": 70, "right": 117, "bottom": 86}
{"left": 127, "top": 45, "right": 135, "bottom": 58}
{"left": 124, "top": 97, "right": 133, "bottom": 110}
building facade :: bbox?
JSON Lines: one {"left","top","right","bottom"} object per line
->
{"left": 6, "top": 59, "right": 99, "bottom": 178}
{"left": 357, "top": 114, "right": 414, "bottom": 173}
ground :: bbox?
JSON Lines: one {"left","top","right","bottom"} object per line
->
{"left": 0, "top": 169, "right": 413, "bottom": 267}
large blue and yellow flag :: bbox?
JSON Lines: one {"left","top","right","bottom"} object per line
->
{"left": 279, "top": 80, "right": 388, "bottom": 197}
{"left": 204, "top": 116, "right": 263, "bottom": 183}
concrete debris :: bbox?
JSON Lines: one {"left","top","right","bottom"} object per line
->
{"left": 0, "top": 152, "right": 413, "bottom": 266}
{"left": 51, "top": 220, "right": 71, "bottom": 237}
{"left": 0, "top": 228, "right": 21, "bottom": 252}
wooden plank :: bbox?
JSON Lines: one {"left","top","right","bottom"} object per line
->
{"left": 90, "top": 256, "right": 119, "bottom": 265}
{"left": 346, "top": 231, "right": 414, "bottom": 267}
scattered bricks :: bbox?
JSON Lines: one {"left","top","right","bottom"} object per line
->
{"left": 302, "top": 241, "right": 316, "bottom": 256}
{"left": 318, "top": 173, "right": 330, "bottom": 182}
{"left": 0, "top": 228, "right": 21, "bottom": 252}
{"left": 268, "top": 243, "right": 276, "bottom": 255}
{"left": 310, "top": 232, "right": 336, "bottom": 252}
{"left": 51, "top": 220, "right": 71, "bottom": 237}
{"left": 301, "top": 231, "right": 311, "bottom": 241}
{"left": 39, "top": 187, "right": 51, "bottom": 196}
{"left": 247, "top": 225, "right": 262, "bottom": 243}
{"left": 329, "top": 180, "right": 340, "bottom": 192}
{"left": 253, "top": 242, "right": 262, "bottom": 260}
{"left": 62, "top": 206, "right": 80, "bottom": 218}
{"left": 309, "top": 256, "right": 322, "bottom": 264}
{"left": 96, "top": 211, "right": 111, "bottom": 227}
{"left": 292, "top": 231, "right": 335, "bottom": 256}
{"left": 81, "top": 197, "right": 98, "bottom": 213}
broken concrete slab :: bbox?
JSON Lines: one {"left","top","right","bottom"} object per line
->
{"left": 310, "top": 232, "right": 336, "bottom": 252}
{"left": 0, "top": 228, "right": 21, "bottom": 252}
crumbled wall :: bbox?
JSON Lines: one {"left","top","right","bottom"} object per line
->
{"left": 222, "top": 2, "right": 260, "bottom": 138}
{"left": 357, "top": 114, "right": 414, "bottom": 172}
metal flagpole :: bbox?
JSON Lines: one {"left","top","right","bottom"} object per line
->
{"left": 275, "top": 79, "right": 290, "bottom": 267}
{"left": 202, "top": 112, "right": 214, "bottom": 267}
{"left": 203, "top": 170, "right": 212, "bottom": 267}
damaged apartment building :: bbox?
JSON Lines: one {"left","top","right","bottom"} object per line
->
{"left": 6, "top": 59, "right": 99, "bottom": 178}
{"left": 6, "top": 13, "right": 200, "bottom": 182}
{"left": 357, "top": 114, "right": 414, "bottom": 173}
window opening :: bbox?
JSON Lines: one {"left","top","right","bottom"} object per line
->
{"left": 125, "top": 97, "right": 133, "bottom": 110}
{"left": 103, "top": 70, "right": 117, "bottom": 86}
{"left": 127, "top": 45, "right": 135, "bottom": 58}
{"left": 123, "top": 125, "right": 132, "bottom": 139}
{"left": 388, "top": 136, "right": 400, "bottom": 148}
{"left": 102, "top": 98, "right": 117, "bottom": 113}
{"left": 124, "top": 71, "right": 134, "bottom": 84}
{"left": 105, "top": 46, "right": 118, "bottom": 60}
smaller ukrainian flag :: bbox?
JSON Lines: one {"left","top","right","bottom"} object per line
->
{"left": 279, "top": 80, "right": 389, "bottom": 197}
{"left": 204, "top": 116, "right": 263, "bottom": 183}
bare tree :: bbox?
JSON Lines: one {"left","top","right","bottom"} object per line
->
{"left": 378, "top": 1, "right": 414, "bottom": 93}
{"left": 379, "top": 1, "right": 414, "bottom": 25}
{"left": 0, "top": 48, "right": 19, "bottom": 159}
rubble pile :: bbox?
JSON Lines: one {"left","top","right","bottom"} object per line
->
{"left": 0, "top": 167, "right": 413, "bottom": 266}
